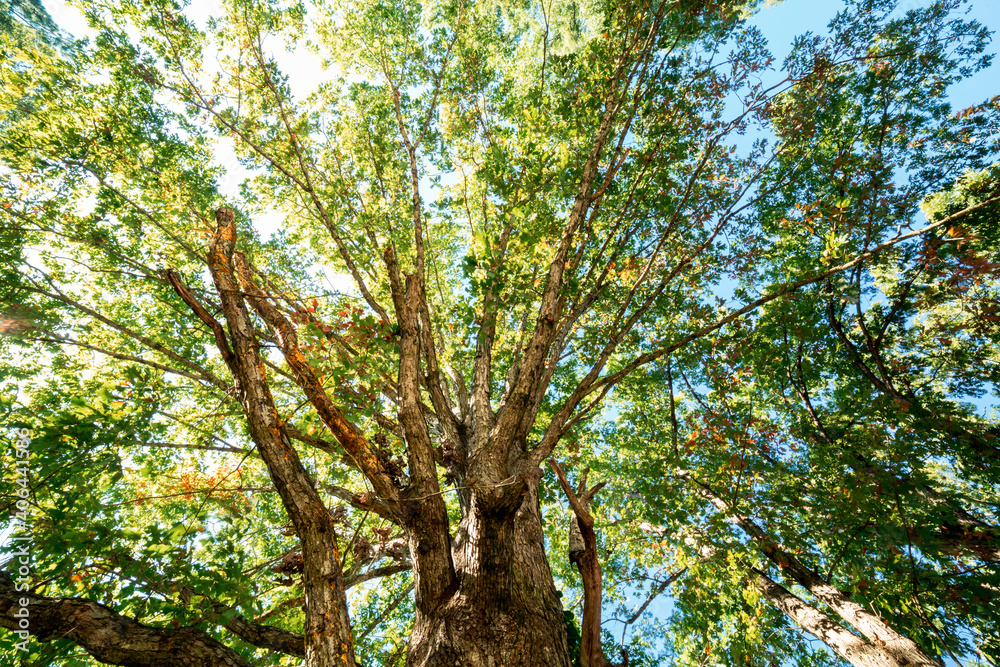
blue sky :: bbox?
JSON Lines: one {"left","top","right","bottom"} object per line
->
{"left": 756, "top": 0, "right": 999, "bottom": 108}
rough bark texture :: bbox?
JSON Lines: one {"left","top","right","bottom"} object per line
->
{"left": 169, "top": 209, "right": 356, "bottom": 667}
{"left": 167, "top": 210, "right": 581, "bottom": 667}
{"left": 389, "top": 268, "right": 458, "bottom": 618}
{"left": 405, "top": 474, "right": 572, "bottom": 667}
{"left": 0, "top": 572, "right": 251, "bottom": 667}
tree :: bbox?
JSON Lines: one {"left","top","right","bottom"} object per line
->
{"left": 0, "top": 0, "right": 75, "bottom": 53}
{"left": 596, "top": 162, "right": 1000, "bottom": 665}
{"left": 1, "top": 0, "right": 997, "bottom": 665}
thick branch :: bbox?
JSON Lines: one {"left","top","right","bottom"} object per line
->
{"left": 173, "top": 208, "right": 356, "bottom": 667}
{"left": 232, "top": 252, "right": 402, "bottom": 509}
{"left": 384, "top": 256, "right": 457, "bottom": 611}
{"left": 549, "top": 459, "right": 617, "bottom": 667}
{"left": 0, "top": 571, "right": 252, "bottom": 667}
{"left": 679, "top": 470, "right": 942, "bottom": 667}
{"left": 749, "top": 568, "right": 901, "bottom": 667}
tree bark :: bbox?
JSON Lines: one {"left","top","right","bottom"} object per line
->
{"left": 97, "top": 550, "right": 306, "bottom": 658}
{"left": 405, "top": 472, "right": 573, "bottom": 667}
{"left": 551, "top": 461, "right": 618, "bottom": 667}
{"left": 750, "top": 568, "right": 904, "bottom": 667}
{"left": 0, "top": 572, "right": 251, "bottom": 667}
{"left": 168, "top": 211, "right": 580, "bottom": 667}
{"left": 680, "top": 471, "right": 944, "bottom": 667}
{"left": 169, "top": 208, "right": 356, "bottom": 667}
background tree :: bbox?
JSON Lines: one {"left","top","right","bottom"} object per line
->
{"left": 1, "top": 0, "right": 997, "bottom": 665}
{"left": 590, "top": 160, "right": 1000, "bottom": 666}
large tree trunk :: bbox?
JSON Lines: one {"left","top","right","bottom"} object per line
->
{"left": 406, "top": 475, "right": 572, "bottom": 667}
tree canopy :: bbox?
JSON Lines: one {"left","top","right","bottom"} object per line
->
{"left": 1, "top": 0, "right": 998, "bottom": 666}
